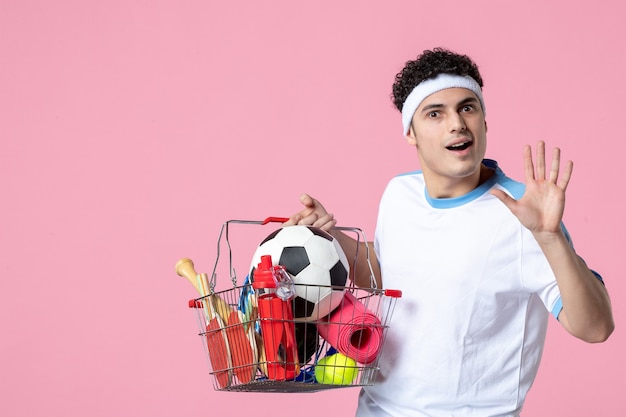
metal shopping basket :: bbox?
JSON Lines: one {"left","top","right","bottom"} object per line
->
{"left": 176, "top": 217, "right": 402, "bottom": 393}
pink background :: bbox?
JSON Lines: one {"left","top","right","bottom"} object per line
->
{"left": 2, "top": 1, "right": 624, "bottom": 415}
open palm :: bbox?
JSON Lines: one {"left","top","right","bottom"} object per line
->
{"left": 491, "top": 141, "right": 573, "bottom": 238}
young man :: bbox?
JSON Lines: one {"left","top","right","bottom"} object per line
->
{"left": 285, "top": 48, "right": 614, "bottom": 416}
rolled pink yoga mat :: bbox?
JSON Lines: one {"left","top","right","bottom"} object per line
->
{"left": 317, "top": 292, "right": 382, "bottom": 364}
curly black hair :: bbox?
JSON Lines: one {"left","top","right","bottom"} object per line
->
{"left": 391, "top": 48, "right": 483, "bottom": 112}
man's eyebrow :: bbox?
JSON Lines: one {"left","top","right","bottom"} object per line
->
{"left": 458, "top": 96, "right": 479, "bottom": 106}
{"left": 420, "top": 103, "right": 444, "bottom": 113}
{"left": 419, "top": 95, "right": 479, "bottom": 113}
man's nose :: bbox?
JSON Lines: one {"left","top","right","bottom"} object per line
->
{"left": 448, "top": 112, "right": 467, "bottom": 132}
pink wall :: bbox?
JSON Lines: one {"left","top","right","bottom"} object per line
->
{"left": 1, "top": 1, "right": 624, "bottom": 415}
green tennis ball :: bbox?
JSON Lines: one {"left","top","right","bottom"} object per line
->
{"left": 314, "top": 353, "right": 358, "bottom": 385}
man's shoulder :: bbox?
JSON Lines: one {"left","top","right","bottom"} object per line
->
{"left": 484, "top": 159, "right": 526, "bottom": 199}
{"left": 492, "top": 171, "right": 526, "bottom": 199}
{"left": 384, "top": 170, "right": 426, "bottom": 195}
{"left": 393, "top": 169, "right": 424, "bottom": 179}
{"left": 388, "top": 170, "right": 425, "bottom": 185}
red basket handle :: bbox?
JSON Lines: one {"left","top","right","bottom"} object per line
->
{"left": 261, "top": 217, "right": 289, "bottom": 225}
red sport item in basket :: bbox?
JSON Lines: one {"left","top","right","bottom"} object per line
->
{"left": 204, "top": 297, "right": 234, "bottom": 388}
{"left": 253, "top": 255, "right": 300, "bottom": 380}
{"left": 317, "top": 291, "right": 383, "bottom": 364}
{"left": 224, "top": 308, "right": 257, "bottom": 384}
{"left": 176, "top": 258, "right": 257, "bottom": 385}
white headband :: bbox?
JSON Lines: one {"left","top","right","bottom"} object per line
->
{"left": 401, "top": 73, "right": 486, "bottom": 135}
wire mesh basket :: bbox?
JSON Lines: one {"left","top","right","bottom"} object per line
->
{"left": 180, "top": 217, "right": 402, "bottom": 393}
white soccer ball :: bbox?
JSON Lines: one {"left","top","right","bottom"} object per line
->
{"left": 249, "top": 225, "right": 350, "bottom": 321}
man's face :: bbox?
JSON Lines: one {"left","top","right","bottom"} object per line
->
{"left": 406, "top": 87, "right": 487, "bottom": 198}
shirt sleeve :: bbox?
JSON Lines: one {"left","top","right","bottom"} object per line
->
{"left": 522, "top": 222, "right": 604, "bottom": 319}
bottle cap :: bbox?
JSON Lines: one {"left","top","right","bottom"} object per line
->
{"left": 252, "top": 254, "right": 277, "bottom": 289}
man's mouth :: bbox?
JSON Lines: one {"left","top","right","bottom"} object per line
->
{"left": 446, "top": 140, "right": 472, "bottom": 151}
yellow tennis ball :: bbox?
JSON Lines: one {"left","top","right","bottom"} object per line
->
{"left": 315, "top": 353, "right": 358, "bottom": 385}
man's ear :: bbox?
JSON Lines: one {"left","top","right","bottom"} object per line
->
{"left": 406, "top": 125, "right": 418, "bottom": 146}
{"left": 485, "top": 120, "right": 488, "bottom": 132}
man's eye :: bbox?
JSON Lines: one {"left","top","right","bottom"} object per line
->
{"left": 428, "top": 111, "right": 439, "bottom": 118}
{"left": 461, "top": 105, "right": 474, "bottom": 112}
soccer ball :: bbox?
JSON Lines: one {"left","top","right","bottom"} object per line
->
{"left": 249, "top": 225, "right": 350, "bottom": 321}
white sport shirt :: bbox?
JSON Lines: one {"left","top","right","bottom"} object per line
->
{"left": 357, "top": 160, "right": 568, "bottom": 417}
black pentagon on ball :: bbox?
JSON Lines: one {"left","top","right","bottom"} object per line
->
{"left": 329, "top": 260, "right": 348, "bottom": 287}
{"left": 307, "top": 226, "right": 333, "bottom": 241}
{"left": 279, "top": 246, "right": 310, "bottom": 276}
{"left": 292, "top": 296, "right": 316, "bottom": 320}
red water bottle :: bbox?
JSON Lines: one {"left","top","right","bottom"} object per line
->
{"left": 253, "top": 255, "right": 300, "bottom": 380}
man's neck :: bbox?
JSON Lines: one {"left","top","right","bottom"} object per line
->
{"left": 424, "top": 163, "right": 494, "bottom": 199}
